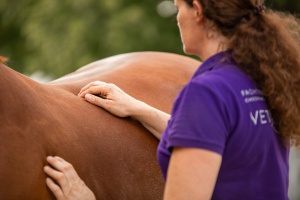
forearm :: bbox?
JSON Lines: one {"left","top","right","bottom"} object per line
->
{"left": 129, "top": 100, "right": 170, "bottom": 140}
{"left": 164, "top": 148, "right": 221, "bottom": 200}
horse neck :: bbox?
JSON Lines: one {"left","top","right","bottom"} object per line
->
{"left": 0, "top": 63, "right": 42, "bottom": 114}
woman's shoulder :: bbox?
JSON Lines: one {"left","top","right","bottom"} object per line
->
{"left": 192, "top": 52, "right": 251, "bottom": 87}
{"left": 193, "top": 62, "right": 252, "bottom": 91}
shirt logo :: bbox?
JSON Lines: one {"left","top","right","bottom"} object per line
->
{"left": 240, "top": 88, "right": 264, "bottom": 104}
{"left": 241, "top": 88, "right": 273, "bottom": 126}
{"left": 250, "top": 109, "right": 273, "bottom": 126}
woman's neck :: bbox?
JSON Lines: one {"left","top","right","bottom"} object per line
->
{"left": 197, "top": 34, "right": 229, "bottom": 61}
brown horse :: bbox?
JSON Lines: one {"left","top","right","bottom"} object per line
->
{"left": 0, "top": 52, "right": 200, "bottom": 200}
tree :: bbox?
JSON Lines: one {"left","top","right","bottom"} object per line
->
{"left": 0, "top": 0, "right": 182, "bottom": 77}
{"left": 0, "top": 0, "right": 298, "bottom": 77}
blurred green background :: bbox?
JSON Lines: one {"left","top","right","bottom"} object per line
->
{"left": 0, "top": 0, "right": 299, "bottom": 78}
{"left": 1, "top": 1, "right": 300, "bottom": 200}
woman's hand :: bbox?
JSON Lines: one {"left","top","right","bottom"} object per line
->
{"left": 44, "top": 156, "right": 96, "bottom": 200}
{"left": 78, "top": 81, "right": 140, "bottom": 118}
{"left": 78, "top": 80, "right": 170, "bottom": 140}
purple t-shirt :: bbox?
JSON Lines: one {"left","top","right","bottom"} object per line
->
{"left": 157, "top": 51, "right": 289, "bottom": 199}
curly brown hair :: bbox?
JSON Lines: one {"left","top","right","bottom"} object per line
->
{"left": 185, "top": 0, "right": 300, "bottom": 145}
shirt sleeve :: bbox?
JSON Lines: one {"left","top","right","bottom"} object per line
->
{"left": 166, "top": 76, "right": 231, "bottom": 155}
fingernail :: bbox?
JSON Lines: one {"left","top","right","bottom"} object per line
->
{"left": 85, "top": 94, "right": 93, "bottom": 101}
{"left": 46, "top": 156, "right": 53, "bottom": 160}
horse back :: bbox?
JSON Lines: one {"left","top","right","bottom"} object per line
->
{"left": 0, "top": 52, "right": 200, "bottom": 199}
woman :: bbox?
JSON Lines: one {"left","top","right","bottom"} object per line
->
{"left": 44, "top": 0, "right": 300, "bottom": 199}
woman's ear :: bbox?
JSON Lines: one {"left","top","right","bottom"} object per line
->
{"left": 193, "top": 0, "right": 204, "bottom": 23}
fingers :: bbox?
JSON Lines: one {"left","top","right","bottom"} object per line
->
{"left": 78, "top": 81, "right": 110, "bottom": 97}
{"left": 44, "top": 156, "right": 96, "bottom": 200}
{"left": 44, "top": 165, "right": 70, "bottom": 195}
{"left": 79, "top": 85, "right": 111, "bottom": 108}
{"left": 46, "top": 156, "right": 80, "bottom": 182}
{"left": 78, "top": 81, "right": 117, "bottom": 108}
{"left": 79, "top": 80, "right": 106, "bottom": 94}
{"left": 44, "top": 156, "right": 81, "bottom": 197}
{"left": 84, "top": 93, "right": 108, "bottom": 108}
{"left": 80, "top": 85, "right": 110, "bottom": 99}
{"left": 45, "top": 177, "right": 64, "bottom": 200}
{"left": 77, "top": 81, "right": 133, "bottom": 117}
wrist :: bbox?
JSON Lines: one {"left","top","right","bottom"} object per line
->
{"left": 128, "top": 100, "right": 150, "bottom": 120}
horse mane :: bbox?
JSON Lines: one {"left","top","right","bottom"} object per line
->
{"left": 0, "top": 56, "right": 8, "bottom": 63}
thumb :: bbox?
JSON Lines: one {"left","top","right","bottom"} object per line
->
{"left": 85, "top": 94, "right": 106, "bottom": 107}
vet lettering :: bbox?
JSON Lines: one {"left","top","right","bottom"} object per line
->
{"left": 250, "top": 109, "right": 271, "bottom": 125}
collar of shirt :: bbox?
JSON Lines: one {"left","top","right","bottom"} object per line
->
{"left": 193, "top": 50, "right": 233, "bottom": 78}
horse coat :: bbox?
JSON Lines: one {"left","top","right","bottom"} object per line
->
{"left": 0, "top": 52, "right": 200, "bottom": 199}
